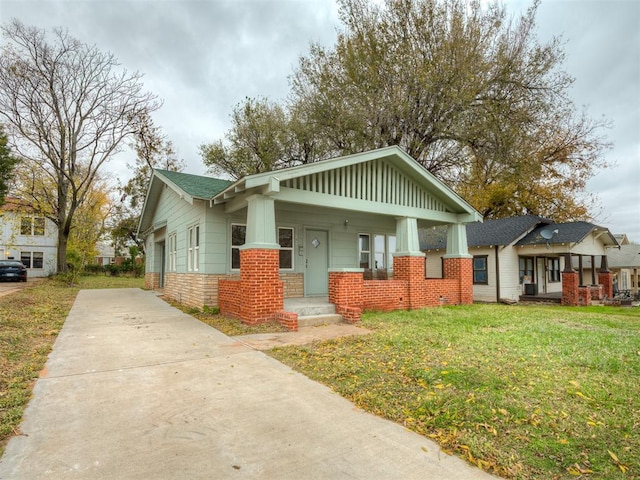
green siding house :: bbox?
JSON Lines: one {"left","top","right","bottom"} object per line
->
{"left": 137, "top": 146, "right": 482, "bottom": 327}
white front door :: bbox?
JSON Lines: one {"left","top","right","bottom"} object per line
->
{"left": 305, "top": 229, "right": 329, "bottom": 296}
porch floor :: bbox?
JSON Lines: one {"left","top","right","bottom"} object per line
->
{"left": 519, "top": 291, "right": 562, "bottom": 304}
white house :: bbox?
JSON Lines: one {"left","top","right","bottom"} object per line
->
{"left": 421, "top": 215, "right": 618, "bottom": 304}
{"left": 0, "top": 198, "right": 58, "bottom": 277}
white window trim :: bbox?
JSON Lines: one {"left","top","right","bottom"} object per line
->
{"left": 278, "top": 226, "right": 295, "bottom": 270}
{"left": 230, "top": 223, "right": 246, "bottom": 271}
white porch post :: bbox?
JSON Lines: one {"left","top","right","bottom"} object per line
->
{"left": 243, "top": 194, "right": 279, "bottom": 250}
{"left": 444, "top": 223, "right": 472, "bottom": 258}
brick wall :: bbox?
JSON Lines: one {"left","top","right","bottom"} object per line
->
{"left": 598, "top": 271, "right": 613, "bottom": 298}
{"left": 393, "top": 256, "right": 427, "bottom": 309}
{"left": 443, "top": 257, "right": 473, "bottom": 305}
{"left": 424, "top": 278, "right": 461, "bottom": 306}
{"left": 562, "top": 271, "right": 578, "bottom": 306}
{"left": 281, "top": 272, "right": 304, "bottom": 298}
{"left": 362, "top": 280, "right": 408, "bottom": 311}
{"left": 578, "top": 286, "right": 592, "bottom": 306}
{"left": 164, "top": 273, "right": 235, "bottom": 309}
{"left": 329, "top": 271, "right": 363, "bottom": 313}
{"left": 144, "top": 272, "right": 160, "bottom": 290}
{"left": 219, "top": 279, "right": 242, "bottom": 319}
{"left": 239, "top": 248, "right": 283, "bottom": 325}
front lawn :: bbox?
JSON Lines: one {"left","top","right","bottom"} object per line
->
{"left": 269, "top": 304, "right": 640, "bottom": 479}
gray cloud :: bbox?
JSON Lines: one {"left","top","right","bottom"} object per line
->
{"left": 2, "top": 0, "right": 638, "bottom": 240}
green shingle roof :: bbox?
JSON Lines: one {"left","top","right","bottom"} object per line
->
{"left": 156, "top": 169, "right": 232, "bottom": 199}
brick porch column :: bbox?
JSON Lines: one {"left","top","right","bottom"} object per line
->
{"left": 562, "top": 254, "right": 578, "bottom": 306}
{"left": 443, "top": 257, "right": 473, "bottom": 305}
{"left": 238, "top": 193, "right": 283, "bottom": 324}
{"left": 393, "top": 255, "right": 426, "bottom": 309}
{"left": 442, "top": 222, "right": 473, "bottom": 305}
{"left": 598, "top": 255, "right": 613, "bottom": 298}
{"left": 239, "top": 248, "right": 283, "bottom": 324}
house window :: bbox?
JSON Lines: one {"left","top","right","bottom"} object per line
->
{"left": 278, "top": 227, "right": 294, "bottom": 269}
{"left": 519, "top": 257, "right": 534, "bottom": 284}
{"left": 187, "top": 225, "right": 199, "bottom": 271}
{"left": 473, "top": 256, "right": 488, "bottom": 284}
{"left": 231, "top": 224, "right": 246, "bottom": 270}
{"left": 359, "top": 234, "right": 370, "bottom": 268}
{"left": 20, "top": 251, "right": 44, "bottom": 269}
{"left": 548, "top": 257, "right": 561, "bottom": 282}
{"left": 168, "top": 233, "right": 177, "bottom": 272}
{"left": 20, "top": 216, "right": 45, "bottom": 236}
{"left": 360, "top": 234, "right": 396, "bottom": 272}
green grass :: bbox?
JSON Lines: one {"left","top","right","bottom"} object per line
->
{"left": 269, "top": 304, "right": 640, "bottom": 479}
{"left": 0, "top": 275, "right": 144, "bottom": 455}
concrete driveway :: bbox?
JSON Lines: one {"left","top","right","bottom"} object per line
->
{"left": 0, "top": 288, "right": 495, "bottom": 479}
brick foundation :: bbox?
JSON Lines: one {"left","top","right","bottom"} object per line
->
{"left": 163, "top": 272, "right": 234, "bottom": 309}
{"left": 144, "top": 272, "right": 160, "bottom": 290}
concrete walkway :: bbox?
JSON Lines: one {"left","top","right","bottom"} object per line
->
{"left": 0, "top": 289, "right": 496, "bottom": 479}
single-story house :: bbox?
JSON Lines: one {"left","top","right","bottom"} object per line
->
{"left": 421, "top": 215, "right": 619, "bottom": 305}
{"left": 137, "top": 146, "right": 482, "bottom": 328}
{"left": 0, "top": 197, "right": 58, "bottom": 277}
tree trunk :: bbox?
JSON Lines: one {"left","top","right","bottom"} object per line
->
{"left": 57, "top": 227, "right": 68, "bottom": 273}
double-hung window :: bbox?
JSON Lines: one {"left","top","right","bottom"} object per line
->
{"left": 473, "top": 256, "right": 488, "bottom": 284}
{"left": 168, "top": 233, "right": 177, "bottom": 272}
{"left": 187, "top": 225, "right": 199, "bottom": 271}
{"left": 278, "top": 227, "right": 294, "bottom": 269}
{"left": 519, "top": 257, "right": 534, "bottom": 284}
{"left": 231, "top": 224, "right": 246, "bottom": 270}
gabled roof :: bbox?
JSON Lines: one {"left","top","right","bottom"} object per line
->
{"left": 516, "top": 221, "right": 618, "bottom": 247}
{"left": 155, "top": 169, "right": 232, "bottom": 199}
{"left": 138, "top": 169, "right": 232, "bottom": 235}
{"left": 213, "top": 146, "right": 481, "bottom": 224}
{"left": 420, "top": 215, "right": 619, "bottom": 250}
{"left": 420, "top": 214, "right": 550, "bottom": 250}
{"left": 607, "top": 244, "right": 640, "bottom": 268}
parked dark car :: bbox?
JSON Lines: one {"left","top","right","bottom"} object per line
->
{"left": 0, "top": 260, "right": 28, "bottom": 282}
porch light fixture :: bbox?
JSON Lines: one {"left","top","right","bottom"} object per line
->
{"left": 344, "top": 219, "right": 349, "bottom": 227}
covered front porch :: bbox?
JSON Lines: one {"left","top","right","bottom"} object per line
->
{"left": 213, "top": 147, "right": 482, "bottom": 329}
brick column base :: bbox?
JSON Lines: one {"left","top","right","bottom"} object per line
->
{"left": 239, "top": 248, "right": 283, "bottom": 324}
{"left": 443, "top": 257, "right": 473, "bottom": 305}
{"left": 562, "top": 271, "right": 579, "bottom": 306}
{"left": 393, "top": 256, "right": 426, "bottom": 309}
{"left": 598, "top": 272, "right": 613, "bottom": 298}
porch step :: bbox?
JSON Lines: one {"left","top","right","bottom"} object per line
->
{"left": 284, "top": 297, "right": 336, "bottom": 317}
{"left": 298, "top": 314, "right": 344, "bottom": 328}
{"left": 283, "top": 297, "right": 345, "bottom": 327}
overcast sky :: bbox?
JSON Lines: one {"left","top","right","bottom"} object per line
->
{"left": 1, "top": 0, "right": 639, "bottom": 241}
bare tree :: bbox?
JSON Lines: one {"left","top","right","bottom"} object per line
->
{"left": 0, "top": 20, "right": 161, "bottom": 272}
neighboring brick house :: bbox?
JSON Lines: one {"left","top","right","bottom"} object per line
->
{"left": 138, "top": 146, "right": 482, "bottom": 326}
{"left": 421, "top": 215, "right": 619, "bottom": 305}
{"left": 0, "top": 197, "right": 58, "bottom": 277}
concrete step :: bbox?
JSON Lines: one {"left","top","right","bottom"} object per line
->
{"left": 284, "top": 298, "right": 336, "bottom": 317}
{"left": 298, "top": 314, "right": 344, "bottom": 328}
